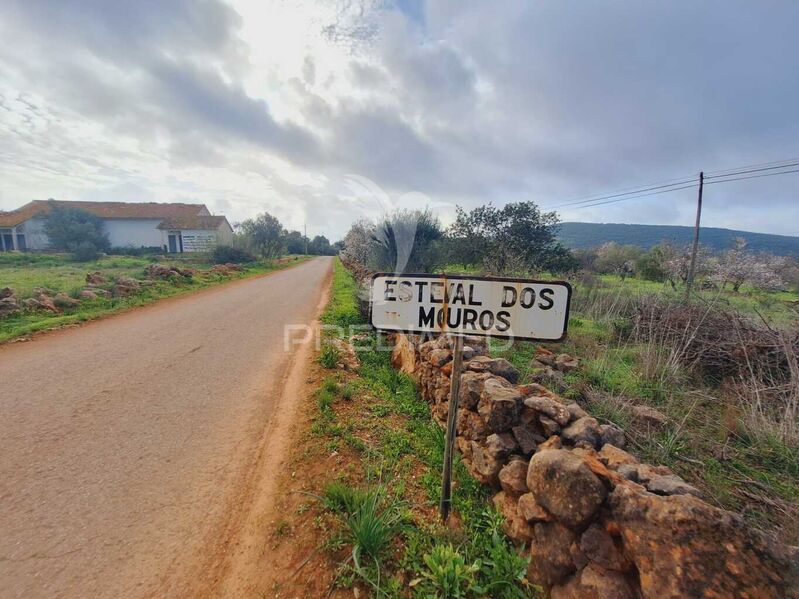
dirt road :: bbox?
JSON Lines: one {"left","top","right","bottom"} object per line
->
{"left": 0, "top": 257, "right": 332, "bottom": 598}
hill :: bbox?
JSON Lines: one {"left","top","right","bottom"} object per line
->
{"left": 557, "top": 222, "right": 799, "bottom": 256}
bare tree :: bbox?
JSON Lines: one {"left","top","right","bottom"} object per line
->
{"left": 711, "top": 238, "right": 784, "bottom": 292}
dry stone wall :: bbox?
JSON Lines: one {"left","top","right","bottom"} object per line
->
{"left": 390, "top": 333, "right": 799, "bottom": 599}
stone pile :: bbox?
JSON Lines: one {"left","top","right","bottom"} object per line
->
{"left": 210, "top": 263, "right": 245, "bottom": 275}
{"left": 0, "top": 287, "right": 19, "bottom": 318}
{"left": 144, "top": 263, "right": 194, "bottom": 280}
{"left": 391, "top": 333, "right": 798, "bottom": 598}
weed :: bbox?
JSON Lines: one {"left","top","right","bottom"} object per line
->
{"left": 323, "top": 480, "right": 368, "bottom": 514}
{"left": 318, "top": 343, "right": 341, "bottom": 369}
{"left": 417, "top": 543, "right": 481, "bottom": 598}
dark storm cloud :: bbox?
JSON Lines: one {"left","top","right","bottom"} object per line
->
{"left": 1, "top": 0, "right": 798, "bottom": 235}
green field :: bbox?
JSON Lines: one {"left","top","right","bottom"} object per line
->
{"left": 0, "top": 252, "right": 310, "bottom": 342}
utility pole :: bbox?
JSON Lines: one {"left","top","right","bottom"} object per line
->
{"left": 685, "top": 171, "right": 704, "bottom": 301}
{"left": 304, "top": 223, "right": 308, "bottom": 256}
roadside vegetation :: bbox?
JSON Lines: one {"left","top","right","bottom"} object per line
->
{"left": 0, "top": 252, "right": 309, "bottom": 342}
{"left": 337, "top": 202, "right": 798, "bottom": 545}
{"left": 288, "top": 259, "right": 534, "bottom": 597}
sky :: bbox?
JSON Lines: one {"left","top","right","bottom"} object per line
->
{"left": 1, "top": 0, "right": 798, "bottom": 240}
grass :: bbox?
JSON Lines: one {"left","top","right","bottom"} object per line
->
{"left": 0, "top": 252, "right": 310, "bottom": 342}
{"left": 439, "top": 262, "right": 799, "bottom": 540}
{"left": 497, "top": 307, "right": 799, "bottom": 542}
{"left": 310, "top": 259, "right": 535, "bottom": 597}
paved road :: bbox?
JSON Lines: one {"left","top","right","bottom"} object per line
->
{"left": 0, "top": 257, "right": 332, "bottom": 598}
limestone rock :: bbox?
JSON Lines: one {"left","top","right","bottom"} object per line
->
{"left": 0, "top": 296, "right": 19, "bottom": 318}
{"left": 467, "top": 355, "right": 520, "bottom": 383}
{"left": 598, "top": 444, "right": 638, "bottom": 470}
{"left": 645, "top": 473, "right": 701, "bottom": 497}
{"left": 0, "top": 287, "right": 14, "bottom": 299}
{"left": 551, "top": 564, "right": 635, "bottom": 599}
{"left": 511, "top": 425, "right": 538, "bottom": 455}
{"left": 630, "top": 405, "right": 669, "bottom": 429}
{"left": 78, "top": 289, "right": 98, "bottom": 300}
{"left": 493, "top": 491, "right": 534, "bottom": 546}
{"left": 538, "top": 414, "right": 562, "bottom": 436}
{"left": 527, "top": 521, "right": 579, "bottom": 586}
{"left": 566, "top": 402, "right": 589, "bottom": 421}
{"left": 524, "top": 395, "right": 571, "bottom": 426}
{"left": 458, "top": 371, "right": 490, "bottom": 410}
{"left": 527, "top": 449, "right": 607, "bottom": 530}
{"left": 599, "top": 423, "right": 626, "bottom": 448}
{"left": 562, "top": 417, "right": 602, "bottom": 448}
{"left": 580, "top": 523, "right": 631, "bottom": 572}
{"left": 390, "top": 333, "right": 416, "bottom": 374}
{"left": 470, "top": 441, "right": 503, "bottom": 486}
{"left": 610, "top": 484, "right": 798, "bottom": 598}
{"left": 456, "top": 410, "right": 488, "bottom": 441}
{"left": 477, "top": 378, "right": 521, "bottom": 433}
{"left": 429, "top": 348, "right": 452, "bottom": 367}
{"left": 499, "top": 459, "right": 529, "bottom": 496}
{"left": 534, "top": 346, "right": 557, "bottom": 366}
{"left": 485, "top": 432, "right": 518, "bottom": 459}
{"left": 517, "top": 492, "right": 551, "bottom": 523}
{"left": 555, "top": 353, "right": 579, "bottom": 373}
{"left": 537, "top": 435, "right": 563, "bottom": 452}
{"left": 115, "top": 276, "right": 140, "bottom": 289}
{"left": 53, "top": 293, "right": 79, "bottom": 309}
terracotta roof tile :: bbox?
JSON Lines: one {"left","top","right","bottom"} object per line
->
{"left": 0, "top": 200, "right": 209, "bottom": 227}
{"left": 156, "top": 215, "right": 231, "bottom": 231}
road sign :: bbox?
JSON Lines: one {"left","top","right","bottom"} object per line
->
{"left": 369, "top": 272, "right": 573, "bottom": 522}
{"left": 370, "top": 273, "right": 572, "bottom": 341}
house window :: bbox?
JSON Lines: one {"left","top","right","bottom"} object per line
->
{"left": 16, "top": 234, "right": 26, "bottom": 251}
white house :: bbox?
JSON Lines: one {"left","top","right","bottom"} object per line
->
{"left": 0, "top": 200, "right": 233, "bottom": 253}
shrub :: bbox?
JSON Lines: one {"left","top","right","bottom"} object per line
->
{"left": 44, "top": 203, "right": 110, "bottom": 252}
{"left": 211, "top": 245, "right": 255, "bottom": 264}
{"left": 71, "top": 241, "right": 101, "bottom": 262}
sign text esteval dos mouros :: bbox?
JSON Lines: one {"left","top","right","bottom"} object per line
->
{"left": 369, "top": 273, "right": 571, "bottom": 341}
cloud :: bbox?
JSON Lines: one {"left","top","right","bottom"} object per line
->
{"left": 0, "top": 0, "right": 798, "bottom": 238}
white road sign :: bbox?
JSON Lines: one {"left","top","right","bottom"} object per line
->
{"left": 370, "top": 273, "right": 572, "bottom": 341}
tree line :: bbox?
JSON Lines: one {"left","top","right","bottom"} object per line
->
{"left": 340, "top": 201, "right": 576, "bottom": 277}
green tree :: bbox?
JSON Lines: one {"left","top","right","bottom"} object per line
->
{"left": 44, "top": 204, "right": 110, "bottom": 259}
{"left": 448, "top": 201, "right": 575, "bottom": 275}
{"left": 284, "top": 230, "right": 307, "bottom": 254}
{"left": 373, "top": 209, "right": 444, "bottom": 273}
{"left": 239, "top": 212, "right": 286, "bottom": 259}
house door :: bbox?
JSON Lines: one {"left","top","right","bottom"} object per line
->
{"left": 168, "top": 234, "right": 178, "bottom": 253}
{"left": 1, "top": 232, "right": 13, "bottom": 251}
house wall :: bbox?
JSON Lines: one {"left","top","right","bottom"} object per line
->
{"left": 104, "top": 219, "right": 163, "bottom": 248}
{"left": 177, "top": 229, "right": 217, "bottom": 252}
{"left": 17, "top": 218, "right": 50, "bottom": 250}
{"left": 16, "top": 217, "right": 165, "bottom": 250}
{"left": 216, "top": 222, "right": 233, "bottom": 245}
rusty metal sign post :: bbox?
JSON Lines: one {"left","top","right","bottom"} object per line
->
{"left": 440, "top": 334, "right": 464, "bottom": 521}
{"left": 369, "top": 273, "right": 572, "bottom": 522}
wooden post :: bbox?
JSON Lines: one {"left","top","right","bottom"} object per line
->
{"left": 685, "top": 171, "right": 704, "bottom": 301}
{"left": 440, "top": 334, "right": 464, "bottom": 522}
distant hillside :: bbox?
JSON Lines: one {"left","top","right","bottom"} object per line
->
{"left": 557, "top": 222, "right": 799, "bottom": 257}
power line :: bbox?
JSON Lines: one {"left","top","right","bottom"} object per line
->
{"left": 557, "top": 183, "right": 698, "bottom": 211}
{"left": 704, "top": 161, "right": 799, "bottom": 180}
{"left": 543, "top": 178, "right": 697, "bottom": 211}
{"left": 539, "top": 155, "right": 799, "bottom": 214}
{"left": 705, "top": 166, "right": 799, "bottom": 185}
{"left": 704, "top": 156, "right": 799, "bottom": 177}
